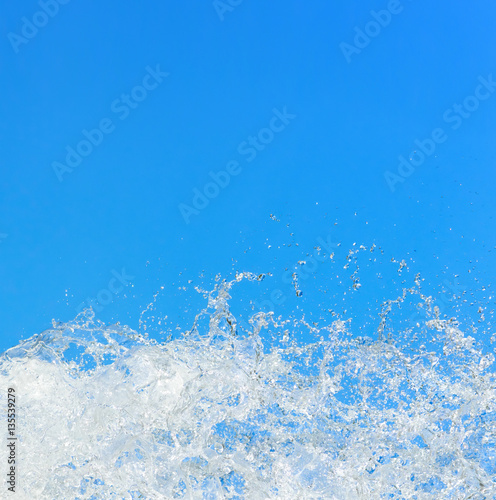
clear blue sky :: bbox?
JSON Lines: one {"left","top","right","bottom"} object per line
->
{"left": 1, "top": 0, "right": 495, "bottom": 352}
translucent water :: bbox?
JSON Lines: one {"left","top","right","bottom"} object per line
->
{"left": 1, "top": 272, "right": 495, "bottom": 499}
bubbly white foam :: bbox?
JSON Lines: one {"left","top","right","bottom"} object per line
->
{"left": 1, "top": 273, "right": 495, "bottom": 499}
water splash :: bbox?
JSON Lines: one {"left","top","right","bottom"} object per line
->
{"left": 1, "top": 274, "right": 495, "bottom": 499}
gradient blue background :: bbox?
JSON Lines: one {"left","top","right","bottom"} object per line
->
{"left": 1, "top": 0, "right": 495, "bottom": 352}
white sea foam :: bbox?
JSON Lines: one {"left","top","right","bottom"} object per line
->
{"left": 1, "top": 273, "right": 495, "bottom": 499}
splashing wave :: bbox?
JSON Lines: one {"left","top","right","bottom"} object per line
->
{"left": 1, "top": 276, "right": 495, "bottom": 499}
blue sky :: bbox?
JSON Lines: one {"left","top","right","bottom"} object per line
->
{"left": 1, "top": 0, "right": 495, "bottom": 352}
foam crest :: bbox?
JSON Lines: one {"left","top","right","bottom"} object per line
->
{"left": 1, "top": 277, "right": 495, "bottom": 499}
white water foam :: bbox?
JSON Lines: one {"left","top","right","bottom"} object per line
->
{"left": 1, "top": 272, "right": 495, "bottom": 499}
